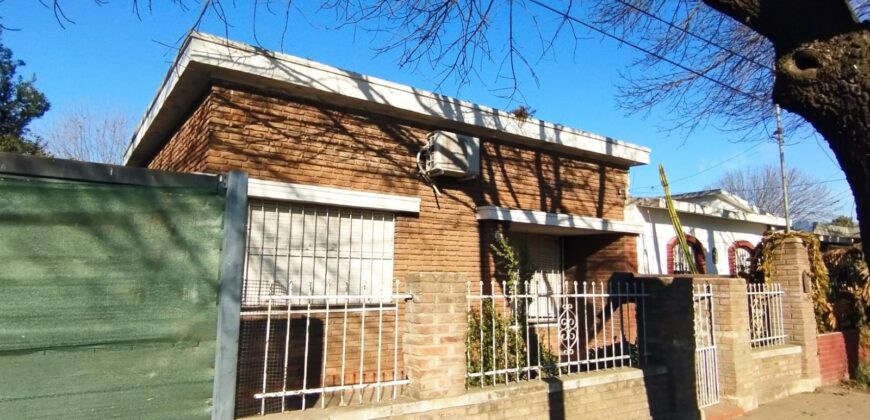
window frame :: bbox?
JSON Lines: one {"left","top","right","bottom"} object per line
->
{"left": 242, "top": 200, "right": 397, "bottom": 308}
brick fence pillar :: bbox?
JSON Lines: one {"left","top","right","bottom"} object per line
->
{"left": 641, "top": 275, "right": 699, "bottom": 415}
{"left": 769, "top": 237, "right": 821, "bottom": 386}
{"left": 706, "top": 277, "right": 758, "bottom": 410}
{"left": 403, "top": 272, "right": 467, "bottom": 399}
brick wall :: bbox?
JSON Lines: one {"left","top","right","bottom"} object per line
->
{"left": 263, "top": 367, "right": 671, "bottom": 420}
{"left": 818, "top": 330, "right": 870, "bottom": 385}
{"left": 143, "top": 83, "right": 640, "bottom": 417}
{"left": 751, "top": 350, "right": 803, "bottom": 404}
{"left": 819, "top": 331, "right": 854, "bottom": 385}
{"left": 638, "top": 274, "right": 818, "bottom": 415}
{"left": 390, "top": 368, "right": 670, "bottom": 420}
{"left": 147, "top": 94, "right": 213, "bottom": 173}
{"left": 146, "top": 83, "right": 634, "bottom": 293}
{"left": 480, "top": 141, "right": 627, "bottom": 219}
{"left": 566, "top": 234, "right": 638, "bottom": 284}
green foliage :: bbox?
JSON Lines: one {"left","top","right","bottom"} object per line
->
{"left": 0, "top": 134, "right": 48, "bottom": 155}
{"left": 0, "top": 29, "right": 50, "bottom": 156}
{"left": 751, "top": 230, "right": 833, "bottom": 332}
{"left": 490, "top": 234, "right": 535, "bottom": 292}
{"left": 854, "top": 362, "right": 870, "bottom": 388}
{"left": 831, "top": 215, "right": 857, "bottom": 228}
{"left": 466, "top": 300, "right": 529, "bottom": 386}
{"left": 466, "top": 234, "right": 550, "bottom": 386}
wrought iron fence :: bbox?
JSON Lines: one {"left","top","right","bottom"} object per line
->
{"left": 693, "top": 283, "right": 720, "bottom": 408}
{"left": 237, "top": 284, "right": 411, "bottom": 416}
{"left": 465, "top": 279, "right": 648, "bottom": 387}
{"left": 747, "top": 283, "right": 787, "bottom": 348}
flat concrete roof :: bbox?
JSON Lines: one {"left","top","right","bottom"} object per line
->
{"left": 631, "top": 198, "right": 787, "bottom": 227}
{"left": 124, "top": 32, "right": 651, "bottom": 168}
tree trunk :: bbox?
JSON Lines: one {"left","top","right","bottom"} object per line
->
{"left": 774, "top": 29, "right": 870, "bottom": 262}
{"left": 704, "top": 0, "right": 870, "bottom": 266}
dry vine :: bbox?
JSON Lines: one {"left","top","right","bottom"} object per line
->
{"left": 750, "top": 230, "right": 833, "bottom": 332}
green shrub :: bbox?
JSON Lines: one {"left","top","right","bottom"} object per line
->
{"left": 854, "top": 362, "right": 870, "bottom": 388}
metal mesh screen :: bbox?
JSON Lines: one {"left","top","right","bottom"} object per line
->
{"left": 0, "top": 176, "right": 224, "bottom": 419}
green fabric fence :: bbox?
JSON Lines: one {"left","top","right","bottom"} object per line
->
{"left": 0, "top": 176, "right": 226, "bottom": 419}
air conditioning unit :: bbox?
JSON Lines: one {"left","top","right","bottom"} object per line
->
{"left": 422, "top": 131, "right": 480, "bottom": 179}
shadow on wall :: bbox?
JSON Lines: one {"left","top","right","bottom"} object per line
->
{"left": 481, "top": 141, "right": 622, "bottom": 217}
{"left": 208, "top": 83, "right": 478, "bottom": 211}
{"left": 533, "top": 274, "right": 697, "bottom": 419}
{"left": 636, "top": 275, "right": 703, "bottom": 419}
{"left": 207, "top": 82, "right": 621, "bottom": 219}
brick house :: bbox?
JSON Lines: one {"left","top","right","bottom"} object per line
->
{"left": 124, "top": 32, "right": 651, "bottom": 416}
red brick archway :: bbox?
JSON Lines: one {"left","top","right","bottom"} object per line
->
{"left": 666, "top": 234, "right": 706, "bottom": 274}
{"left": 728, "top": 240, "right": 755, "bottom": 277}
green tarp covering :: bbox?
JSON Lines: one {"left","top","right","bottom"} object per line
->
{"left": 0, "top": 177, "right": 224, "bottom": 419}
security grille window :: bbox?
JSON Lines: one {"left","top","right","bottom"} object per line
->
{"left": 511, "top": 233, "right": 563, "bottom": 321}
{"left": 734, "top": 247, "right": 753, "bottom": 276}
{"left": 243, "top": 201, "right": 395, "bottom": 306}
{"left": 672, "top": 244, "right": 690, "bottom": 274}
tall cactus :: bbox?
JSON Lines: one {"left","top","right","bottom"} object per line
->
{"left": 659, "top": 164, "right": 698, "bottom": 274}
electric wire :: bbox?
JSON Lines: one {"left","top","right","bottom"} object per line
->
{"left": 630, "top": 141, "right": 766, "bottom": 191}
{"left": 527, "top": 0, "right": 767, "bottom": 103}
{"left": 611, "top": 0, "right": 773, "bottom": 71}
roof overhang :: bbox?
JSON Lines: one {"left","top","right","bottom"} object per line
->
{"left": 632, "top": 198, "right": 787, "bottom": 227}
{"left": 477, "top": 206, "right": 644, "bottom": 235}
{"left": 124, "top": 32, "right": 651, "bottom": 168}
{"left": 817, "top": 234, "right": 859, "bottom": 245}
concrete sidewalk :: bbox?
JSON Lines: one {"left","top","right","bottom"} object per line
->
{"left": 739, "top": 386, "right": 870, "bottom": 419}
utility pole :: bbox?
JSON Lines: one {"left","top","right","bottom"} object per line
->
{"left": 775, "top": 104, "right": 791, "bottom": 232}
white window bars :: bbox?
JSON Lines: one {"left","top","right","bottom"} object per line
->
{"left": 693, "top": 283, "right": 720, "bottom": 408}
{"left": 238, "top": 201, "right": 408, "bottom": 416}
{"left": 465, "top": 279, "right": 648, "bottom": 387}
{"left": 747, "top": 283, "right": 787, "bottom": 348}
{"left": 247, "top": 288, "right": 412, "bottom": 415}
{"left": 734, "top": 247, "right": 753, "bottom": 276}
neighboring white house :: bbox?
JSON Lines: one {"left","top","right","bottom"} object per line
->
{"left": 626, "top": 189, "right": 787, "bottom": 276}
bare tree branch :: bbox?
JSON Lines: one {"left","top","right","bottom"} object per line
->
{"left": 43, "top": 106, "right": 129, "bottom": 165}
{"left": 710, "top": 164, "right": 837, "bottom": 223}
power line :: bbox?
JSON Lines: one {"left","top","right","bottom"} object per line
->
{"left": 813, "top": 135, "right": 840, "bottom": 167}
{"left": 527, "top": 0, "right": 767, "bottom": 103}
{"left": 633, "top": 178, "right": 848, "bottom": 196}
{"left": 612, "top": 0, "right": 773, "bottom": 71}
{"left": 631, "top": 141, "right": 766, "bottom": 191}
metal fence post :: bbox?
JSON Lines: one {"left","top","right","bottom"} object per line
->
{"left": 213, "top": 170, "right": 248, "bottom": 420}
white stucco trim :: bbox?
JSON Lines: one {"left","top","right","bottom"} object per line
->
{"left": 633, "top": 199, "right": 786, "bottom": 227}
{"left": 477, "top": 206, "right": 644, "bottom": 235}
{"left": 124, "top": 32, "right": 650, "bottom": 167}
{"left": 248, "top": 178, "right": 420, "bottom": 213}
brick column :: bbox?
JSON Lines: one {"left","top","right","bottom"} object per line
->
{"left": 769, "top": 237, "right": 821, "bottom": 385}
{"left": 706, "top": 277, "right": 757, "bottom": 410}
{"left": 404, "top": 272, "right": 467, "bottom": 399}
{"left": 641, "top": 275, "right": 699, "bottom": 415}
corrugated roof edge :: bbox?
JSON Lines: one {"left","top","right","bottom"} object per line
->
{"left": 124, "top": 31, "right": 651, "bottom": 167}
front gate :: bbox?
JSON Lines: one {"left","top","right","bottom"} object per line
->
{"left": 693, "top": 283, "right": 720, "bottom": 407}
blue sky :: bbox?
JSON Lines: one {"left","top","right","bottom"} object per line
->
{"left": 0, "top": 1, "right": 855, "bottom": 219}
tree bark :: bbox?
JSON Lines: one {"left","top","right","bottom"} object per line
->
{"left": 704, "top": 0, "right": 870, "bottom": 265}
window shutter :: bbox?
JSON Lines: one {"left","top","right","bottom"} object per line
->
{"left": 244, "top": 201, "right": 395, "bottom": 306}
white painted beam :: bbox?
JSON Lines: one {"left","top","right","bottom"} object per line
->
{"left": 248, "top": 178, "right": 420, "bottom": 213}
{"left": 477, "top": 206, "right": 643, "bottom": 235}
